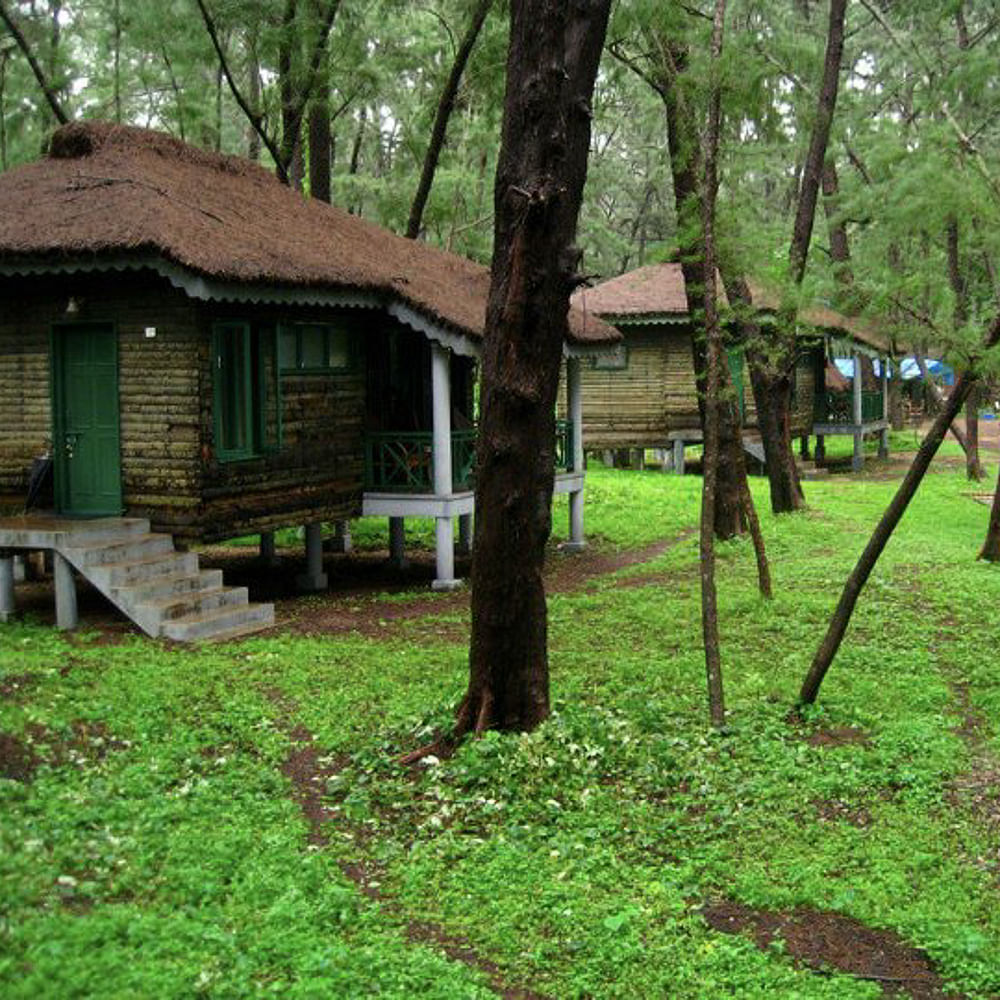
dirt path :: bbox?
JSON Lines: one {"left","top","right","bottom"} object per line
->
{"left": 265, "top": 689, "right": 548, "bottom": 1000}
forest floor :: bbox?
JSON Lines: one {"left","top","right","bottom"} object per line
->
{"left": 2, "top": 435, "right": 1000, "bottom": 998}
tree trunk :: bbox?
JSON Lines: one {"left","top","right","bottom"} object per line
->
{"left": 0, "top": 0, "right": 69, "bottom": 124}
{"left": 660, "top": 39, "right": 746, "bottom": 540}
{"left": 460, "top": 0, "right": 611, "bottom": 737}
{"left": 751, "top": 0, "right": 846, "bottom": 516}
{"left": 800, "top": 313, "right": 1000, "bottom": 705}
{"left": 979, "top": 460, "right": 1000, "bottom": 562}
{"left": 406, "top": 0, "right": 493, "bottom": 239}
{"left": 699, "top": 0, "right": 729, "bottom": 728}
{"left": 307, "top": 0, "right": 331, "bottom": 203}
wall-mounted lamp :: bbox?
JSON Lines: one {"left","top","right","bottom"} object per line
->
{"left": 65, "top": 296, "right": 84, "bottom": 315}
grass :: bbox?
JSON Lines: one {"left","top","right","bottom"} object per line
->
{"left": 2, "top": 458, "right": 1000, "bottom": 997}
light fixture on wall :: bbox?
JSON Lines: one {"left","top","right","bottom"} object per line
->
{"left": 65, "top": 296, "right": 84, "bottom": 315}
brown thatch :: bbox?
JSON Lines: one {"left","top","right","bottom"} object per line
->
{"left": 0, "top": 121, "right": 618, "bottom": 347}
{"left": 745, "top": 280, "right": 889, "bottom": 354}
{"left": 574, "top": 262, "right": 691, "bottom": 320}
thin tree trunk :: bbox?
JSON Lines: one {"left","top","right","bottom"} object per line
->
{"left": 699, "top": 0, "right": 728, "bottom": 728}
{"left": 0, "top": 0, "right": 69, "bottom": 124}
{"left": 247, "top": 38, "right": 261, "bottom": 161}
{"left": 307, "top": 0, "right": 331, "bottom": 202}
{"left": 947, "top": 218, "right": 983, "bottom": 479}
{"left": 979, "top": 460, "right": 1000, "bottom": 561}
{"left": 754, "top": 0, "right": 846, "bottom": 516}
{"left": 454, "top": 0, "right": 611, "bottom": 739}
{"left": 659, "top": 38, "right": 745, "bottom": 540}
{"left": 112, "top": 0, "right": 122, "bottom": 123}
{"left": 406, "top": 0, "right": 493, "bottom": 239}
{"left": 800, "top": 313, "right": 1000, "bottom": 705}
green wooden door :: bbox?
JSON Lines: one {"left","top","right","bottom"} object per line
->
{"left": 726, "top": 347, "right": 746, "bottom": 422}
{"left": 53, "top": 324, "right": 122, "bottom": 516}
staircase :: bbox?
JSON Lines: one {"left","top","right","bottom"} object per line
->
{"left": 55, "top": 519, "right": 274, "bottom": 642}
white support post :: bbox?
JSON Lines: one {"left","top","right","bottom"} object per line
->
{"left": 53, "top": 551, "right": 78, "bottom": 631}
{"left": 13, "top": 554, "right": 25, "bottom": 583}
{"left": 296, "top": 522, "right": 328, "bottom": 592}
{"left": 852, "top": 351, "right": 864, "bottom": 472}
{"left": 879, "top": 356, "right": 890, "bottom": 458}
{"left": 673, "top": 438, "right": 686, "bottom": 475}
{"left": 259, "top": 531, "right": 280, "bottom": 567}
{"left": 388, "top": 517, "right": 407, "bottom": 569}
{"left": 563, "top": 357, "right": 586, "bottom": 552}
{"left": 431, "top": 342, "right": 460, "bottom": 590}
{"left": 0, "top": 554, "right": 14, "bottom": 623}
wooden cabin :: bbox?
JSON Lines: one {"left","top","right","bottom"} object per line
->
{"left": 0, "top": 122, "right": 620, "bottom": 603}
{"left": 565, "top": 263, "right": 814, "bottom": 467}
{"left": 564, "top": 263, "right": 889, "bottom": 472}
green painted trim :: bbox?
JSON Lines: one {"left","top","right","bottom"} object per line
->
{"left": 50, "top": 321, "right": 123, "bottom": 516}
{"left": 212, "top": 321, "right": 255, "bottom": 463}
{"left": 278, "top": 320, "right": 361, "bottom": 375}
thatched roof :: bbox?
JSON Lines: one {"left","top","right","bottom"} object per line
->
{"left": 573, "top": 262, "right": 691, "bottom": 321}
{"left": 745, "top": 281, "right": 889, "bottom": 354}
{"left": 572, "top": 260, "right": 887, "bottom": 354}
{"left": 0, "top": 121, "right": 618, "bottom": 348}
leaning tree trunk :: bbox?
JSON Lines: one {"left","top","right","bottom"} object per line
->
{"left": 800, "top": 313, "right": 1000, "bottom": 705}
{"left": 979, "top": 459, "right": 1000, "bottom": 562}
{"left": 458, "top": 0, "right": 611, "bottom": 737}
{"left": 406, "top": 0, "right": 493, "bottom": 239}
{"left": 751, "top": 0, "right": 847, "bottom": 515}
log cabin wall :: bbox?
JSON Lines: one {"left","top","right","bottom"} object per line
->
{"left": 570, "top": 327, "right": 678, "bottom": 448}
{"left": 0, "top": 272, "right": 202, "bottom": 524}
{"left": 195, "top": 303, "right": 367, "bottom": 543}
{"left": 790, "top": 348, "right": 818, "bottom": 436}
{"left": 0, "top": 279, "right": 51, "bottom": 501}
{"left": 0, "top": 273, "right": 369, "bottom": 541}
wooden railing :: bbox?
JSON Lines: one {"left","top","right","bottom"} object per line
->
{"left": 364, "top": 421, "right": 574, "bottom": 492}
{"left": 814, "top": 390, "right": 884, "bottom": 424}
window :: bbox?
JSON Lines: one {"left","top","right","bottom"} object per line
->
{"left": 212, "top": 322, "right": 282, "bottom": 461}
{"left": 279, "top": 321, "right": 356, "bottom": 373}
{"left": 591, "top": 345, "right": 629, "bottom": 371}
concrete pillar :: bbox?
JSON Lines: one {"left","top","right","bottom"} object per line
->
{"left": 259, "top": 531, "right": 280, "bottom": 567}
{"left": 13, "top": 554, "right": 25, "bottom": 583}
{"left": 602, "top": 449, "right": 614, "bottom": 468}
{"left": 388, "top": 517, "right": 407, "bottom": 569}
{"left": 457, "top": 514, "right": 473, "bottom": 556}
{"left": 53, "top": 552, "right": 78, "bottom": 631}
{"left": 562, "top": 357, "right": 586, "bottom": 552}
{"left": 431, "top": 342, "right": 459, "bottom": 590}
{"left": 0, "top": 554, "right": 14, "bottom": 623}
{"left": 325, "top": 520, "right": 352, "bottom": 553}
{"left": 852, "top": 352, "right": 864, "bottom": 472}
{"left": 673, "top": 438, "right": 686, "bottom": 475}
{"left": 815, "top": 434, "right": 826, "bottom": 463}
{"left": 296, "top": 522, "right": 328, "bottom": 592}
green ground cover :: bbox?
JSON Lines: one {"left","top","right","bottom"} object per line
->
{"left": 2, "top": 461, "right": 1000, "bottom": 998}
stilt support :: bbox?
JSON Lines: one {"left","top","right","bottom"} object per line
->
{"left": 0, "top": 554, "right": 14, "bottom": 623}
{"left": 53, "top": 551, "right": 78, "bottom": 631}
{"left": 296, "top": 522, "right": 328, "bottom": 592}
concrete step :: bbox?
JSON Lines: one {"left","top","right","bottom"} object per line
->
{"left": 57, "top": 518, "right": 152, "bottom": 546}
{"left": 66, "top": 533, "right": 175, "bottom": 567}
{"left": 137, "top": 585, "right": 249, "bottom": 623}
{"left": 160, "top": 602, "right": 275, "bottom": 642}
{"left": 117, "top": 569, "right": 224, "bottom": 604}
{"left": 99, "top": 551, "right": 199, "bottom": 588}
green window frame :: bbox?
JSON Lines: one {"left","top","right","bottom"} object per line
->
{"left": 279, "top": 321, "right": 357, "bottom": 374}
{"left": 212, "top": 321, "right": 282, "bottom": 462}
{"left": 592, "top": 345, "right": 629, "bottom": 371}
